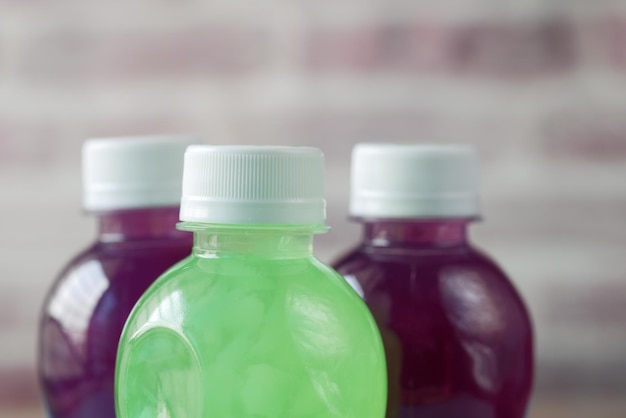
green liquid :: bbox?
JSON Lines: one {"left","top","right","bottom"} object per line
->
{"left": 115, "top": 230, "right": 387, "bottom": 418}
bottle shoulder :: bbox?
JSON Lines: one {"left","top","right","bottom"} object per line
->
{"left": 132, "top": 255, "right": 341, "bottom": 296}
{"left": 121, "top": 255, "right": 371, "bottom": 337}
{"left": 333, "top": 243, "right": 506, "bottom": 276}
{"left": 332, "top": 243, "right": 529, "bottom": 311}
{"left": 44, "top": 239, "right": 191, "bottom": 296}
{"left": 40, "top": 242, "right": 193, "bottom": 346}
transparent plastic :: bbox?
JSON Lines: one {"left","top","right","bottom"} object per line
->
{"left": 39, "top": 207, "right": 192, "bottom": 418}
{"left": 115, "top": 224, "right": 387, "bottom": 418}
{"left": 333, "top": 220, "right": 533, "bottom": 418}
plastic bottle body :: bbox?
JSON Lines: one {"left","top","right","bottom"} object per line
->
{"left": 333, "top": 220, "right": 533, "bottom": 418}
{"left": 115, "top": 227, "right": 387, "bottom": 418}
{"left": 39, "top": 208, "right": 192, "bottom": 418}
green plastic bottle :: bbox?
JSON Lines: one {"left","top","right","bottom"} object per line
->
{"left": 115, "top": 145, "right": 387, "bottom": 418}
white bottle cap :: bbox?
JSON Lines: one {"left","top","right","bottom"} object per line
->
{"left": 83, "top": 135, "right": 202, "bottom": 211}
{"left": 180, "top": 146, "right": 326, "bottom": 225}
{"left": 350, "top": 143, "right": 480, "bottom": 219}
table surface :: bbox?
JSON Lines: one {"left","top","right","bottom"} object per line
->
{"left": 2, "top": 397, "right": 626, "bottom": 418}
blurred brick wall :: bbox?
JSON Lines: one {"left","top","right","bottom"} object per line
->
{"left": 1, "top": 0, "right": 626, "bottom": 408}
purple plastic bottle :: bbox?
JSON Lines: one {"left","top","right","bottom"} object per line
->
{"left": 333, "top": 144, "right": 533, "bottom": 418}
{"left": 38, "top": 136, "right": 198, "bottom": 418}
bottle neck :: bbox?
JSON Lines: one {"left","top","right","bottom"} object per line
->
{"left": 359, "top": 219, "right": 473, "bottom": 248}
{"left": 97, "top": 206, "right": 188, "bottom": 242}
{"left": 188, "top": 226, "right": 318, "bottom": 259}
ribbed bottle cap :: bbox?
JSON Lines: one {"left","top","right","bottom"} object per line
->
{"left": 350, "top": 143, "right": 480, "bottom": 218}
{"left": 83, "top": 135, "right": 201, "bottom": 211}
{"left": 180, "top": 146, "right": 326, "bottom": 225}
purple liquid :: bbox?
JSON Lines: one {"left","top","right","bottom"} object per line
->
{"left": 38, "top": 207, "right": 192, "bottom": 418}
{"left": 333, "top": 220, "right": 533, "bottom": 418}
